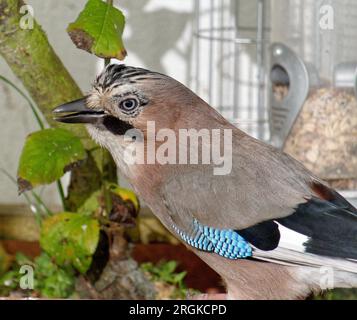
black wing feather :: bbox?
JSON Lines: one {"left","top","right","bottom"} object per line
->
{"left": 237, "top": 183, "right": 357, "bottom": 259}
{"left": 238, "top": 220, "right": 280, "bottom": 251}
{"left": 277, "top": 189, "right": 357, "bottom": 260}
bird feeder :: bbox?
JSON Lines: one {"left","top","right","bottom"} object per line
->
{"left": 269, "top": 0, "right": 357, "bottom": 192}
{"left": 193, "top": 0, "right": 270, "bottom": 140}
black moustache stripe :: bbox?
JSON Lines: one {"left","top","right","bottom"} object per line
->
{"left": 102, "top": 116, "right": 134, "bottom": 136}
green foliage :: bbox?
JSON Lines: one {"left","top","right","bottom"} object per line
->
{"left": 0, "top": 252, "right": 75, "bottom": 298}
{"left": 67, "top": 0, "right": 126, "bottom": 60}
{"left": 34, "top": 253, "right": 75, "bottom": 298}
{"left": 78, "top": 190, "right": 102, "bottom": 216}
{"left": 77, "top": 183, "right": 140, "bottom": 217}
{"left": 40, "top": 212, "right": 100, "bottom": 274}
{"left": 107, "top": 182, "right": 140, "bottom": 212}
{"left": 140, "top": 260, "right": 193, "bottom": 299}
{"left": 0, "top": 253, "right": 32, "bottom": 296}
{"left": 0, "top": 270, "right": 20, "bottom": 296}
{"left": 314, "top": 288, "right": 357, "bottom": 300}
{"left": 141, "top": 260, "right": 187, "bottom": 285}
{"left": 17, "top": 128, "right": 86, "bottom": 193}
{"left": 0, "top": 0, "right": 145, "bottom": 299}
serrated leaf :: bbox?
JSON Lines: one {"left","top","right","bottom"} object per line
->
{"left": 67, "top": 0, "right": 126, "bottom": 60}
{"left": 17, "top": 128, "right": 86, "bottom": 193}
{"left": 40, "top": 212, "right": 100, "bottom": 274}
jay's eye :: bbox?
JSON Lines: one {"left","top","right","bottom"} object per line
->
{"left": 119, "top": 98, "right": 138, "bottom": 112}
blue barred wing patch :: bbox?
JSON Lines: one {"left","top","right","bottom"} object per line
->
{"left": 172, "top": 219, "right": 252, "bottom": 259}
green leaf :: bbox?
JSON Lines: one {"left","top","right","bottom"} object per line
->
{"left": 163, "top": 261, "right": 178, "bottom": 275}
{"left": 172, "top": 271, "right": 187, "bottom": 285}
{"left": 40, "top": 212, "right": 100, "bottom": 274}
{"left": 78, "top": 190, "right": 102, "bottom": 215}
{"left": 67, "top": 0, "right": 127, "bottom": 60}
{"left": 15, "top": 252, "right": 34, "bottom": 267}
{"left": 107, "top": 182, "right": 140, "bottom": 212}
{"left": 17, "top": 128, "right": 86, "bottom": 193}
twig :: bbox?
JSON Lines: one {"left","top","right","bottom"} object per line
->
{"left": 56, "top": 180, "right": 67, "bottom": 211}
{"left": 104, "top": 0, "right": 114, "bottom": 66}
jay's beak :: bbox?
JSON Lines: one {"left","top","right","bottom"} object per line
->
{"left": 52, "top": 97, "right": 105, "bottom": 124}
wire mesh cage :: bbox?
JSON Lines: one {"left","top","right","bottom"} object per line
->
{"left": 191, "top": 0, "right": 271, "bottom": 140}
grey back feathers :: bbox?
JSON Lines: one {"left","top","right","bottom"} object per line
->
{"left": 159, "top": 136, "right": 313, "bottom": 231}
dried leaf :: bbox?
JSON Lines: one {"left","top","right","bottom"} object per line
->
{"left": 67, "top": 0, "right": 126, "bottom": 60}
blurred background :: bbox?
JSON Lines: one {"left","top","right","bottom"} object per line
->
{"left": 0, "top": 0, "right": 356, "bottom": 299}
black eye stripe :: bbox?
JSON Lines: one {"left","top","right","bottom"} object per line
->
{"left": 103, "top": 116, "right": 134, "bottom": 135}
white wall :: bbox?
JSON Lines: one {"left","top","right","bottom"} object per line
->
{"left": 0, "top": 0, "right": 194, "bottom": 207}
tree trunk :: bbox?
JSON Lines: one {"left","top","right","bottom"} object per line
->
{"left": 0, "top": 0, "right": 114, "bottom": 210}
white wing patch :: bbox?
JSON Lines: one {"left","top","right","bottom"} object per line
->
{"left": 252, "top": 222, "right": 357, "bottom": 274}
{"left": 276, "top": 222, "right": 309, "bottom": 253}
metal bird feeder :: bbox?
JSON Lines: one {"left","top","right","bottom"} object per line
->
{"left": 192, "top": 0, "right": 357, "bottom": 203}
{"left": 192, "top": 0, "right": 271, "bottom": 141}
{"left": 270, "top": 0, "right": 357, "bottom": 202}
{"left": 270, "top": 0, "right": 357, "bottom": 148}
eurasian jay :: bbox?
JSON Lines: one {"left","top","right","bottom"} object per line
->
{"left": 53, "top": 64, "right": 357, "bottom": 300}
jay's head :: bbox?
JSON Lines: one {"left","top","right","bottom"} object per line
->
{"left": 53, "top": 64, "right": 229, "bottom": 174}
{"left": 53, "top": 64, "right": 203, "bottom": 144}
